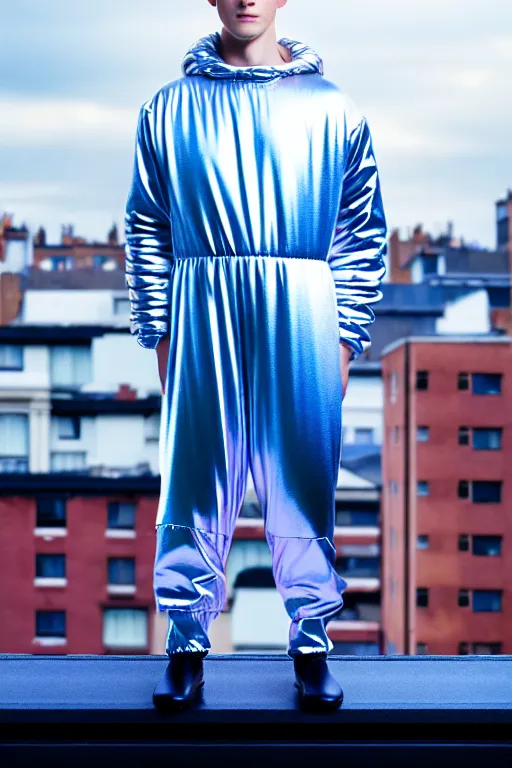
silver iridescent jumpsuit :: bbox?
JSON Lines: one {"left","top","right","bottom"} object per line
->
{"left": 124, "top": 31, "right": 387, "bottom": 656}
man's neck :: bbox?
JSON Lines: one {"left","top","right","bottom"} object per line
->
{"left": 218, "top": 26, "right": 291, "bottom": 67}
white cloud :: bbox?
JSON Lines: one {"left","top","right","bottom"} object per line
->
{"left": 0, "top": 99, "right": 136, "bottom": 146}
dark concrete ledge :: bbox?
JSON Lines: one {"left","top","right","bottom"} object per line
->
{"left": 0, "top": 654, "right": 511, "bottom": 767}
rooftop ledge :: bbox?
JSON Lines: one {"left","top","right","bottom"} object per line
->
{"left": 0, "top": 654, "right": 511, "bottom": 766}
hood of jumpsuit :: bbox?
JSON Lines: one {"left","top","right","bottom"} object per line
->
{"left": 181, "top": 30, "right": 324, "bottom": 82}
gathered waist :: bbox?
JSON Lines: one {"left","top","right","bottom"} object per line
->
{"left": 172, "top": 254, "right": 326, "bottom": 262}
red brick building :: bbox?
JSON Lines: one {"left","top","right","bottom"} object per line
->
{"left": 381, "top": 336, "right": 512, "bottom": 655}
{"left": 0, "top": 478, "right": 159, "bottom": 654}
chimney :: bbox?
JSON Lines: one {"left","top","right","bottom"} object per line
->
{"left": 61, "top": 224, "right": 74, "bottom": 246}
{"left": 107, "top": 223, "right": 119, "bottom": 246}
{"left": 115, "top": 384, "right": 137, "bottom": 401}
{"left": 34, "top": 227, "right": 46, "bottom": 246}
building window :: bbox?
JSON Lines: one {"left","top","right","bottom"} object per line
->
{"left": 416, "top": 588, "right": 429, "bottom": 607}
{"left": 417, "top": 534, "right": 429, "bottom": 550}
{"left": 472, "top": 590, "right": 502, "bottom": 612}
{"left": 458, "top": 534, "right": 470, "bottom": 552}
{"left": 50, "top": 345, "right": 92, "bottom": 388}
{"left": 239, "top": 502, "right": 262, "bottom": 519}
{"left": 458, "top": 480, "right": 469, "bottom": 499}
{"left": 459, "top": 642, "right": 469, "bottom": 655}
{"left": 417, "top": 480, "right": 429, "bottom": 496}
{"left": 102, "top": 608, "right": 148, "bottom": 649}
{"left": 416, "top": 370, "right": 429, "bottom": 390}
{"left": 113, "top": 297, "right": 131, "bottom": 315}
{"left": 35, "top": 610, "right": 66, "bottom": 638}
{"left": 107, "top": 557, "right": 135, "bottom": 586}
{"left": 36, "top": 496, "right": 67, "bottom": 528}
{"left": 35, "top": 554, "right": 66, "bottom": 579}
{"left": 107, "top": 501, "right": 136, "bottom": 530}
{"left": 458, "top": 480, "right": 502, "bottom": 503}
{"left": 472, "top": 535, "right": 502, "bottom": 556}
{"left": 337, "top": 556, "right": 380, "bottom": 579}
{"left": 50, "top": 452, "right": 86, "bottom": 471}
{"left": 354, "top": 428, "right": 374, "bottom": 445}
{"left": 472, "top": 428, "right": 502, "bottom": 450}
{"left": 458, "top": 426, "right": 470, "bottom": 446}
{"left": 335, "top": 508, "right": 379, "bottom": 527}
{"left": 416, "top": 643, "right": 428, "bottom": 655}
{"left": 416, "top": 426, "right": 429, "bottom": 442}
{"left": 389, "top": 371, "right": 398, "bottom": 403}
{"left": 49, "top": 256, "right": 73, "bottom": 271}
{"left": 472, "top": 373, "right": 502, "bottom": 395}
{"left": 94, "top": 254, "right": 112, "bottom": 269}
{"left": 458, "top": 589, "right": 470, "bottom": 607}
{"left": 472, "top": 643, "right": 502, "bottom": 655}
{"left": 458, "top": 372, "right": 469, "bottom": 391}
{"left": 0, "top": 344, "right": 23, "bottom": 370}
{"left": 472, "top": 481, "right": 502, "bottom": 503}
{"left": 144, "top": 413, "right": 160, "bottom": 442}
{"left": 0, "top": 412, "right": 29, "bottom": 472}
{"left": 56, "top": 416, "right": 81, "bottom": 440}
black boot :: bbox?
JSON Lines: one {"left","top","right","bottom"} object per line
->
{"left": 293, "top": 652, "right": 343, "bottom": 711}
{"left": 153, "top": 651, "right": 207, "bottom": 712}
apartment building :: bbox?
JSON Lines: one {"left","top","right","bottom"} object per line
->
{"left": 381, "top": 336, "right": 512, "bottom": 655}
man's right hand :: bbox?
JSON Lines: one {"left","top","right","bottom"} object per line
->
{"left": 156, "top": 335, "right": 170, "bottom": 395}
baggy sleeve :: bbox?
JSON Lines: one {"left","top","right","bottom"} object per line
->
{"left": 327, "top": 109, "right": 388, "bottom": 362}
{"left": 124, "top": 98, "right": 174, "bottom": 350}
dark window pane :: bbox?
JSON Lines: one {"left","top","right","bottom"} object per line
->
{"left": 0, "top": 345, "right": 23, "bottom": 370}
{"left": 472, "top": 590, "right": 502, "bottom": 612}
{"left": 458, "top": 589, "right": 470, "bottom": 607}
{"left": 417, "top": 534, "right": 429, "bottom": 550}
{"left": 472, "top": 428, "right": 502, "bottom": 450}
{"left": 458, "top": 426, "right": 469, "bottom": 445}
{"left": 472, "top": 373, "right": 502, "bottom": 395}
{"left": 335, "top": 509, "right": 379, "bottom": 527}
{"left": 416, "top": 588, "right": 429, "bottom": 607}
{"left": 417, "top": 481, "right": 429, "bottom": 496}
{"left": 416, "top": 643, "right": 428, "bottom": 655}
{"left": 472, "top": 535, "right": 502, "bottom": 556}
{"left": 57, "top": 416, "right": 80, "bottom": 440}
{"left": 458, "top": 480, "right": 469, "bottom": 498}
{"left": 234, "top": 567, "right": 276, "bottom": 589}
{"left": 36, "top": 497, "right": 67, "bottom": 527}
{"left": 108, "top": 557, "right": 135, "bottom": 585}
{"left": 472, "top": 481, "right": 502, "bottom": 503}
{"left": 459, "top": 642, "right": 469, "bottom": 655}
{"left": 107, "top": 502, "right": 136, "bottom": 529}
{"left": 458, "top": 534, "right": 469, "bottom": 552}
{"left": 337, "top": 557, "right": 380, "bottom": 578}
{"left": 330, "top": 641, "right": 380, "bottom": 655}
{"left": 416, "top": 370, "right": 429, "bottom": 390}
{"left": 472, "top": 643, "right": 502, "bottom": 655}
{"left": 36, "top": 554, "right": 66, "bottom": 578}
{"left": 35, "top": 610, "right": 66, "bottom": 637}
{"left": 458, "top": 372, "right": 469, "bottom": 390}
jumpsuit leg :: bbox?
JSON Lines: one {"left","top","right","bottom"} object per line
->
{"left": 154, "top": 256, "right": 250, "bottom": 655}
{"left": 239, "top": 256, "right": 348, "bottom": 657}
{"left": 154, "top": 255, "right": 347, "bottom": 657}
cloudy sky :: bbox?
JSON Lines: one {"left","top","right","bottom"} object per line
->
{"left": 1, "top": 0, "right": 511, "bottom": 248}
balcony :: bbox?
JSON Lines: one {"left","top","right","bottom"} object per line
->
{"left": 0, "top": 654, "right": 510, "bottom": 765}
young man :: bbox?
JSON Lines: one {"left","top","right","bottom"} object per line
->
{"left": 125, "top": 0, "right": 387, "bottom": 712}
